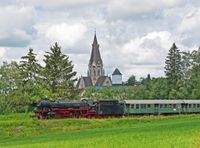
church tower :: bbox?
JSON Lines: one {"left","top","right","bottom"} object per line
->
{"left": 76, "top": 32, "right": 112, "bottom": 89}
{"left": 88, "top": 33, "right": 105, "bottom": 85}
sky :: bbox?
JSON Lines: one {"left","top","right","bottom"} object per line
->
{"left": 0, "top": 0, "right": 200, "bottom": 81}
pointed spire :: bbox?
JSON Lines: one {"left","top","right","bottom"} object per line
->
{"left": 93, "top": 32, "right": 98, "bottom": 45}
{"left": 89, "top": 32, "right": 102, "bottom": 65}
{"left": 172, "top": 43, "right": 177, "bottom": 49}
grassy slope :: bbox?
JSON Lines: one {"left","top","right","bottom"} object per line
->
{"left": 0, "top": 114, "right": 200, "bottom": 148}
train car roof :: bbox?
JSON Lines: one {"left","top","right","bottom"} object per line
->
{"left": 124, "top": 100, "right": 184, "bottom": 104}
{"left": 183, "top": 100, "right": 200, "bottom": 104}
{"left": 125, "top": 100, "right": 200, "bottom": 104}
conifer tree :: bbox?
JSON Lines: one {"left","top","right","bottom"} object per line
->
{"left": 19, "top": 48, "right": 42, "bottom": 103}
{"left": 19, "top": 48, "right": 41, "bottom": 86}
{"left": 191, "top": 47, "right": 200, "bottom": 76}
{"left": 43, "top": 42, "right": 77, "bottom": 95}
{"left": 165, "top": 43, "right": 182, "bottom": 90}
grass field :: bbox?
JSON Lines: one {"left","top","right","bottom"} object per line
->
{"left": 0, "top": 114, "right": 200, "bottom": 148}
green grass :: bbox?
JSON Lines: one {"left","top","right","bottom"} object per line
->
{"left": 0, "top": 114, "right": 200, "bottom": 148}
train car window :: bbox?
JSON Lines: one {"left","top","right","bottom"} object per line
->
{"left": 132, "top": 104, "right": 135, "bottom": 108}
{"left": 160, "top": 104, "right": 163, "bottom": 108}
{"left": 141, "top": 104, "right": 146, "bottom": 109}
{"left": 136, "top": 104, "right": 139, "bottom": 109}
{"left": 189, "top": 104, "right": 192, "bottom": 108}
{"left": 197, "top": 104, "right": 200, "bottom": 108}
{"left": 165, "top": 104, "right": 168, "bottom": 108}
{"left": 147, "top": 104, "right": 151, "bottom": 108}
{"left": 193, "top": 104, "right": 196, "bottom": 108}
{"left": 173, "top": 104, "right": 176, "bottom": 108}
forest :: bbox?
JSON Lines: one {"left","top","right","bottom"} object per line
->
{"left": 0, "top": 42, "right": 200, "bottom": 114}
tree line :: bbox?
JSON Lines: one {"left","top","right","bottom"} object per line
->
{"left": 84, "top": 43, "right": 200, "bottom": 100}
{"left": 0, "top": 43, "right": 77, "bottom": 113}
{"left": 0, "top": 42, "right": 200, "bottom": 114}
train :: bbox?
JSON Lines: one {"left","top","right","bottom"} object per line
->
{"left": 33, "top": 99, "right": 200, "bottom": 119}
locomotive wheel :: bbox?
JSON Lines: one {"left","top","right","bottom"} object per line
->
{"left": 74, "top": 111, "right": 80, "bottom": 118}
{"left": 38, "top": 114, "right": 43, "bottom": 119}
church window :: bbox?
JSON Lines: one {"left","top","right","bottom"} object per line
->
{"left": 98, "top": 70, "right": 100, "bottom": 76}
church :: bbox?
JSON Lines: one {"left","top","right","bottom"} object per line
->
{"left": 76, "top": 33, "right": 122, "bottom": 89}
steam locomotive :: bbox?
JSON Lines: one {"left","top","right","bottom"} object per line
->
{"left": 33, "top": 99, "right": 124, "bottom": 119}
{"left": 33, "top": 99, "right": 200, "bottom": 119}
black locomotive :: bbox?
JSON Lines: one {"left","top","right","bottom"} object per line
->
{"left": 33, "top": 99, "right": 124, "bottom": 119}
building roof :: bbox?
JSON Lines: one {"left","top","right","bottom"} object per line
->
{"left": 95, "top": 76, "right": 111, "bottom": 87}
{"left": 76, "top": 77, "right": 93, "bottom": 88}
{"left": 89, "top": 33, "right": 103, "bottom": 65}
{"left": 82, "top": 77, "right": 93, "bottom": 87}
{"left": 76, "top": 78, "right": 81, "bottom": 87}
{"left": 112, "top": 68, "right": 122, "bottom": 75}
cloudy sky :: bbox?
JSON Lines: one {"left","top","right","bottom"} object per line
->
{"left": 0, "top": 0, "right": 200, "bottom": 81}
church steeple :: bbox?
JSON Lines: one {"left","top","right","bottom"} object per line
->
{"left": 89, "top": 33, "right": 103, "bottom": 65}
{"left": 77, "top": 32, "right": 112, "bottom": 88}
{"left": 88, "top": 33, "right": 104, "bottom": 83}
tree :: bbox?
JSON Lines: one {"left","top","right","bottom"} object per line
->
{"left": 190, "top": 47, "right": 200, "bottom": 99}
{"left": 180, "top": 51, "right": 192, "bottom": 80}
{"left": 191, "top": 47, "right": 200, "bottom": 76}
{"left": 19, "top": 48, "right": 41, "bottom": 87}
{"left": 165, "top": 43, "right": 182, "bottom": 90}
{"left": 43, "top": 42, "right": 77, "bottom": 97}
{"left": 127, "top": 75, "right": 136, "bottom": 86}
{"left": 150, "top": 78, "right": 169, "bottom": 99}
{"left": 0, "top": 61, "right": 20, "bottom": 95}
{"left": 18, "top": 48, "right": 43, "bottom": 103}
{"left": 0, "top": 61, "right": 29, "bottom": 113}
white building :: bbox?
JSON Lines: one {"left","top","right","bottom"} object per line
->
{"left": 112, "top": 68, "right": 122, "bottom": 85}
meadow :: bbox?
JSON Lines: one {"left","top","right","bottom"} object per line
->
{"left": 0, "top": 114, "right": 200, "bottom": 148}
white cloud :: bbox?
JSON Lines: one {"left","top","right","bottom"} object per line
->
{"left": 179, "top": 8, "right": 200, "bottom": 33}
{"left": 115, "top": 31, "right": 174, "bottom": 78}
{"left": 37, "top": 0, "right": 103, "bottom": 7}
{"left": 121, "top": 31, "right": 172, "bottom": 65}
{"left": 0, "top": 47, "right": 6, "bottom": 58}
{"left": 0, "top": 5, "right": 36, "bottom": 47}
{"left": 45, "top": 23, "right": 87, "bottom": 48}
{"left": 0, "top": 0, "right": 199, "bottom": 80}
{"left": 178, "top": 7, "right": 200, "bottom": 46}
{"left": 107, "top": 0, "right": 184, "bottom": 18}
